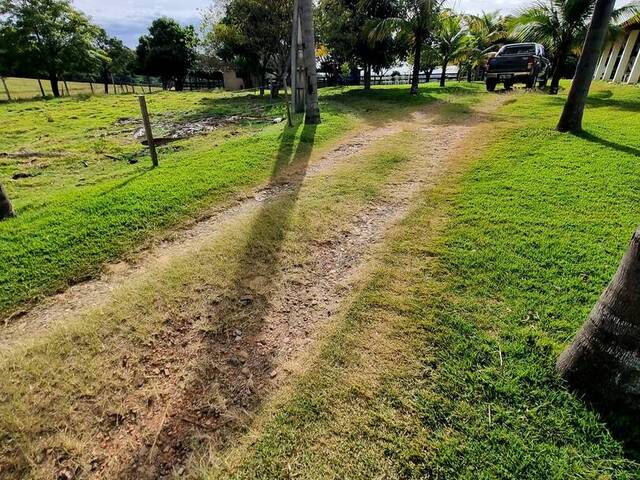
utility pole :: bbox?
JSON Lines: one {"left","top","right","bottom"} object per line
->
{"left": 290, "top": 0, "right": 305, "bottom": 114}
{"left": 299, "top": 0, "right": 321, "bottom": 124}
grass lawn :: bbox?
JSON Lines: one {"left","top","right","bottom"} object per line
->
{"left": 1, "top": 76, "right": 162, "bottom": 100}
{"left": 0, "top": 83, "right": 489, "bottom": 478}
{"left": 203, "top": 82, "right": 640, "bottom": 478}
{"left": 0, "top": 84, "right": 478, "bottom": 315}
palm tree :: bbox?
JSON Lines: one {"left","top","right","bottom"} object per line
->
{"left": 556, "top": 0, "right": 615, "bottom": 132}
{"left": 511, "top": 0, "right": 638, "bottom": 95}
{"left": 0, "top": 183, "right": 15, "bottom": 220}
{"left": 435, "top": 13, "right": 468, "bottom": 87}
{"left": 557, "top": 226, "right": 640, "bottom": 408}
{"left": 511, "top": 0, "right": 595, "bottom": 95}
{"left": 557, "top": 0, "right": 638, "bottom": 133}
{"left": 373, "top": 0, "right": 445, "bottom": 94}
{"left": 464, "top": 11, "right": 511, "bottom": 80}
{"left": 299, "top": 0, "right": 321, "bottom": 124}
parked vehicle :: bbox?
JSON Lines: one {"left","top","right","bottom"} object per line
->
{"left": 485, "top": 43, "right": 551, "bottom": 92}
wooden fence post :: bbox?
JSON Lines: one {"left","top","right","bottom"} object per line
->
{"left": 137, "top": 95, "right": 158, "bottom": 167}
{"left": 1, "top": 77, "right": 11, "bottom": 101}
{"left": 111, "top": 74, "right": 117, "bottom": 94}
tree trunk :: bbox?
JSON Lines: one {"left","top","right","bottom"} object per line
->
{"left": 410, "top": 33, "right": 423, "bottom": 95}
{"left": 363, "top": 63, "right": 371, "bottom": 90}
{"left": 37, "top": 78, "right": 45, "bottom": 97}
{"left": 557, "top": 227, "right": 640, "bottom": 409}
{"left": 0, "top": 183, "right": 15, "bottom": 220}
{"left": 440, "top": 59, "right": 448, "bottom": 87}
{"left": 424, "top": 68, "right": 433, "bottom": 83}
{"left": 48, "top": 71, "right": 60, "bottom": 98}
{"left": 467, "top": 66, "right": 472, "bottom": 82}
{"left": 549, "top": 36, "right": 572, "bottom": 95}
{"left": 557, "top": 0, "right": 616, "bottom": 133}
{"left": 300, "top": 0, "right": 321, "bottom": 124}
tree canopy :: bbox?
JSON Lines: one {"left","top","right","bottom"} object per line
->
{"left": 136, "top": 17, "right": 197, "bottom": 91}
{"left": 0, "top": 0, "right": 102, "bottom": 96}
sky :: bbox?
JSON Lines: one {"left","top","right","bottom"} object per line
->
{"left": 73, "top": 0, "right": 632, "bottom": 48}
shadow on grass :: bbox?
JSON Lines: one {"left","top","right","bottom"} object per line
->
{"left": 574, "top": 130, "right": 640, "bottom": 157}
{"left": 115, "top": 118, "right": 318, "bottom": 477}
{"left": 597, "top": 407, "right": 640, "bottom": 462}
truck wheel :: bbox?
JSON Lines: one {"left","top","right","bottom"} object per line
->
{"left": 486, "top": 79, "right": 497, "bottom": 92}
{"left": 504, "top": 81, "right": 513, "bottom": 91}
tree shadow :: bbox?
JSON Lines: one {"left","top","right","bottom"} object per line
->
{"left": 115, "top": 119, "right": 317, "bottom": 478}
{"left": 583, "top": 401, "right": 640, "bottom": 462}
{"left": 574, "top": 130, "right": 640, "bottom": 157}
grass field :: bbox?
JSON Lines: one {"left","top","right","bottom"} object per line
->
{"left": 1, "top": 81, "right": 639, "bottom": 479}
{"left": 1, "top": 76, "right": 162, "bottom": 100}
{"left": 199, "top": 82, "right": 640, "bottom": 478}
{"left": 0, "top": 84, "right": 478, "bottom": 316}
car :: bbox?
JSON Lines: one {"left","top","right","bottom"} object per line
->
{"left": 485, "top": 43, "right": 551, "bottom": 92}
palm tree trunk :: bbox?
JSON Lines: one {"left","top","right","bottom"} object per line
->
{"left": 364, "top": 63, "right": 372, "bottom": 90}
{"left": 557, "top": 226, "right": 640, "bottom": 408}
{"left": 557, "top": 0, "right": 616, "bottom": 133}
{"left": 549, "top": 36, "right": 572, "bottom": 95}
{"left": 300, "top": 0, "right": 321, "bottom": 124}
{"left": 440, "top": 59, "right": 448, "bottom": 87}
{"left": 410, "top": 32, "right": 423, "bottom": 95}
{"left": 0, "top": 183, "right": 15, "bottom": 220}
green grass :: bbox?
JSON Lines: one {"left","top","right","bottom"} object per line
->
{"left": 1, "top": 76, "right": 162, "bottom": 100}
{"left": 204, "top": 82, "right": 640, "bottom": 479}
{"left": 0, "top": 84, "right": 480, "bottom": 315}
{"left": 0, "top": 88, "right": 486, "bottom": 479}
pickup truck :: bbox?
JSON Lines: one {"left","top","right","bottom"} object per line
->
{"left": 485, "top": 43, "right": 551, "bottom": 91}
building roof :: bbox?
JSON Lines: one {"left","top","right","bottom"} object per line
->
{"left": 622, "top": 13, "right": 640, "bottom": 31}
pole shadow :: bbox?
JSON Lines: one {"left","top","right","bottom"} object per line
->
{"left": 115, "top": 119, "right": 317, "bottom": 478}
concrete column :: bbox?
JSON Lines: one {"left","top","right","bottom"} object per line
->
{"left": 628, "top": 46, "right": 640, "bottom": 84}
{"left": 614, "top": 31, "right": 639, "bottom": 82}
{"left": 594, "top": 42, "right": 612, "bottom": 79}
{"left": 602, "top": 37, "right": 624, "bottom": 81}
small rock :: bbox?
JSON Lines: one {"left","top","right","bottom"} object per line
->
{"left": 152, "top": 367, "right": 161, "bottom": 375}
{"left": 228, "top": 356, "right": 241, "bottom": 366}
{"left": 233, "top": 329, "right": 242, "bottom": 337}
{"left": 239, "top": 295, "right": 253, "bottom": 307}
{"left": 238, "top": 350, "right": 249, "bottom": 361}
{"left": 177, "top": 466, "right": 185, "bottom": 475}
{"left": 270, "top": 370, "right": 277, "bottom": 378}
{"left": 241, "top": 367, "right": 251, "bottom": 377}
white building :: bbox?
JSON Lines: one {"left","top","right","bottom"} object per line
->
{"left": 594, "top": 16, "right": 640, "bottom": 84}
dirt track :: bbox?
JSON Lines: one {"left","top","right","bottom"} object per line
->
{"left": 0, "top": 96, "right": 504, "bottom": 479}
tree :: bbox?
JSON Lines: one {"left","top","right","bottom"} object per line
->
{"left": 136, "top": 17, "right": 197, "bottom": 91}
{"left": 557, "top": 0, "right": 634, "bottom": 132}
{"left": 557, "top": 226, "right": 640, "bottom": 408}
{"left": 373, "top": 0, "right": 445, "bottom": 94}
{"left": 510, "top": 0, "right": 637, "bottom": 95}
{"left": 463, "top": 11, "right": 511, "bottom": 81}
{"left": 435, "top": 12, "right": 467, "bottom": 87}
{"left": 300, "top": 0, "right": 321, "bottom": 124}
{"left": 204, "top": 0, "right": 292, "bottom": 95}
{"left": 0, "top": 0, "right": 101, "bottom": 97}
{"left": 317, "top": 0, "right": 399, "bottom": 90}
{"left": 97, "top": 31, "right": 134, "bottom": 94}
{"left": 0, "top": 183, "right": 15, "bottom": 220}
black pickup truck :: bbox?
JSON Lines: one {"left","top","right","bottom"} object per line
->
{"left": 485, "top": 43, "right": 551, "bottom": 91}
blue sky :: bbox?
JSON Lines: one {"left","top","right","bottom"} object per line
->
{"left": 73, "top": 0, "right": 632, "bottom": 47}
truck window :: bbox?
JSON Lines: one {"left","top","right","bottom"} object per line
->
{"left": 500, "top": 45, "right": 536, "bottom": 55}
